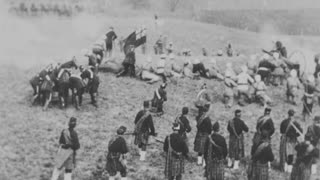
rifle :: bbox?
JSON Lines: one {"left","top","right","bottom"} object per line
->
{"left": 262, "top": 49, "right": 274, "bottom": 57}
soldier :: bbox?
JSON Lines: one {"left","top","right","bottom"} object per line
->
{"left": 166, "top": 42, "right": 174, "bottom": 55}
{"left": 151, "top": 83, "right": 167, "bottom": 114}
{"left": 163, "top": 123, "right": 189, "bottom": 180}
{"left": 106, "top": 126, "right": 129, "bottom": 180}
{"left": 204, "top": 121, "right": 228, "bottom": 180}
{"left": 305, "top": 116, "right": 320, "bottom": 175}
{"left": 236, "top": 65, "right": 254, "bottom": 106}
{"left": 271, "top": 41, "right": 287, "bottom": 58}
{"left": 302, "top": 75, "right": 320, "bottom": 122}
{"left": 105, "top": 26, "right": 117, "bottom": 58}
{"left": 206, "top": 58, "right": 224, "bottom": 80}
{"left": 257, "top": 54, "right": 276, "bottom": 85}
{"left": 194, "top": 83, "right": 211, "bottom": 116}
{"left": 247, "top": 129, "right": 274, "bottom": 180}
{"left": 314, "top": 54, "right": 320, "bottom": 79}
{"left": 252, "top": 108, "right": 275, "bottom": 147}
{"left": 117, "top": 45, "right": 136, "bottom": 78}
{"left": 227, "top": 109, "right": 249, "bottom": 170}
{"left": 134, "top": 101, "right": 156, "bottom": 161}
{"left": 192, "top": 58, "right": 208, "bottom": 78}
{"left": 155, "top": 54, "right": 167, "bottom": 82}
{"left": 80, "top": 66, "right": 99, "bottom": 107}
{"left": 226, "top": 43, "right": 234, "bottom": 57}
{"left": 154, "top": 35, "right": 164, "bottom": 55}
{"left": 253, "top": 74, "right": 272, "bottom": 108}
{"left": 51, "top": 117, "right": 80, "bottom": 180}
{"left": 279, "top": 109, "right": 303, "bottom": 172}
{"left": 286, "top": 69, "right": 302, "bottom": 105}
{"left": 194, "top": 104, "right": 212, "bottom": 166}
{"left": 223, "top": 66, "right": 238, "bottom": 108}
{"left": 174, "top": 107, "right": 192, "bottom": 144}
{"left": 290, "top": 141, "right": 319, "bottom": 180}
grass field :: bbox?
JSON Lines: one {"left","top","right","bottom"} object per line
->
{"left": 1, "top": 11, "right": 320, "bottom": 180}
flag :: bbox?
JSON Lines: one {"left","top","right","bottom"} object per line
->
{"left": 123, "top": 27, "right": 146, "bottom": 54}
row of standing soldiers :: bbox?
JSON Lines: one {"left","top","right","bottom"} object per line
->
{"left": 51, "top": 104, "right": 320, "bottom": 180}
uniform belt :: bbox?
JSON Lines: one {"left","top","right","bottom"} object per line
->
{"left": 258, "top": 67, "right": 269, "bottom": 71}
{"left": 304, "top": 93, "right": 314, "bottom": 97}
{"left": 238, "top": 83, "right": 248, "bottom": 85}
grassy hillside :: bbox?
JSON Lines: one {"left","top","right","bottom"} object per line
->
{"left": 1, "top": 14, "right": 320, "bottom": 180}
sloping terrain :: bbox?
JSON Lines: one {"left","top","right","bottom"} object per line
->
{"left": 1, "top": 14, "right": 320, "bottom": 180}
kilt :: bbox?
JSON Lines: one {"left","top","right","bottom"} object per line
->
{"left": 134, "top": 132, "right": 149, "bottom": 146}
{"left": 55, "top": 148, "right": 74, "bottom": 170}
{"left": 105, "top": 152, "right": 126, "bottom": 176}
{"left": 248, "top": 161, "right": 269, "bottom": 180}
{"left": 106, "top": 42, "right": 113, "bottom": 51}
{"left": 164, "top": 154, "right": 185, "bottom": 177}
{"left": 205, "top": 159, "right": 225, "bottom": 180}
{"left": 194, "top": 132, "right": 209, "bottom": 154}
{"left": 290, "top": 162, "right": 311, "bottom": 180}
{"left": 88, "top": 76, "right": 100, "bottom": 94}
{"left": 286, "top": 87, "right": 298, "bottom": 97}
{"left": 229, "top": 134, "right": 245, "bottom": 160}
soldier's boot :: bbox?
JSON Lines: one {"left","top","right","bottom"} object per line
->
{"left": 227, "top": 158, "right": 233, "bottom": 168}
{"left": 287, "top": 165, "right": 293, "bottom": 173}
{"left": 64, "top": 173, "right": 72, "bottom": 180}
{"left": 197, "top": 156, "right": 203, "bottom": 166}
{"left": 284, "top": 163, "right": 288, "bottom": 172}
{"left": 140, "top": 151, "right": 146, "bottom": 161}
{"left": 311, "top": 164, "right": 317, "bottom": 174}
{"left": 233, "top": 160, "right": 240, "bottom": 170}
{"left": 91, "top": 93, "right": 98, "bottom": 107}
{"left": 202, "top": 159, "right": 206, "bottom": 167}
{"left": 51, "top": 168, "right": 60, "bottom": 180}
{"left": 79, "top": 95, "right": 83, "bottom": 107}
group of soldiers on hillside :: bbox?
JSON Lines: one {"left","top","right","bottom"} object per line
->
{"left": 8, "top": 1, "right": 83, "bottom": 16}
{"left": 28, "top": 24, "right": 320, "bottom": 180}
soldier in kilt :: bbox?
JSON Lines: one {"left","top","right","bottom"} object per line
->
{"left": 290, "top": 141, "right": 319, "bottom": 180}
{"left": 194, "top": 83, "right": 211, "bottom": 116}
{"left": 151, "top": 83, "right": 167, "bottom": 114}
{"left": 302, "top": 75, "right": 320, "bottom": 122}
{"left": 227, "top": 109, "right": 249, "bottom": 170}
{"left": 106, "top": 126, "right": 129, "bottom": 180}
{"left": 134, "top": 101, "right": 156, "bottom": 161}
{"left": 174, "top": 107, "right": 191, "bottom": 145}
{"left": 304, "top": 116, "right": 320, "bottom": 175}
{"left": 279, "top": 109, "right": 303, "bottom": 172}
{"left": 194, "top": 104, "right": 212, "bottom": 166}
{"left": 247, "top": 129, "right": 274, "bottom": 180}
{"left": 252, "top": 108, "right": 275, "bottom": 148}
{"left": 163, "top": 123, "right": 189, "bottom": 180}
{"left": 51, "top": 117, "right": 80, "bottom": 180}
{"left": 204, "top": 121, "right": 228, "bottom": 180}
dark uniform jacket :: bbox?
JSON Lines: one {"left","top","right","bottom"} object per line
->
{"left": 196, "top": 116, "right": 212, "bottom": 134}
{"left": 295, "top": 142, "right": 319, "bottom": 165}
{"left": 227, "top": 117, "right": 249, "bottom": 136}
{"left": 154, "top": 88, "right": 167, "bottom": 101}
{"left": 108, "top": 136, "right": 128, "bottom": 154}
{"left": 204, "top": 133, "right": 228, "bottom": 160}
{"left": 106, "top": 31, "right": 117, "bottom": 44}
{"left": 125, "top": 51, "right": 136, "bottom": 65}
{"left": 59, "top": 128, "right": 80, "bottom": 151}
{"left": 256, "top": 116, "right": 275, "bottom": 137}
{"left": 280, "top": 118, "right": 302, "bottom": 139}
{"left": 305, "top": 125, "right": 320, "bottom": 147}
{"left": 314, "top": 64, "right": 320, "bottom": 78}
{"left": 163, "top": 133, "right": 189, "bottom": 157}
{"left": 251, "top": 140, "right": 274, "bottom": 164}
{"left": 177, "top": 115, "right": 191, "bottom": 135}
{"left": 134, "top": 110, "right": 155, "bottom": 135}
